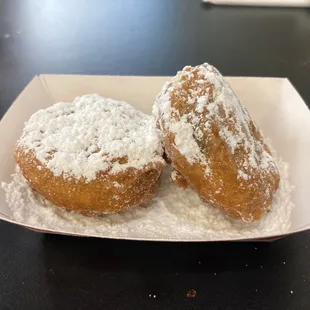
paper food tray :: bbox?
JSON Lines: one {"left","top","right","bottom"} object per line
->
{"left": 0, "top": 75, "right": 309, "bottom": 242}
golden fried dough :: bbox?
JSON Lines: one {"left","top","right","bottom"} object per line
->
{"left": 153, "top": 63, "right": 280, "bottom": 221}
{"left": 15, "top": 94, "right": 164, "bottom": 215}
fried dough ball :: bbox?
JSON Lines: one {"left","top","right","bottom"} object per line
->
{"left": 153, "top": 63, "right": 279, "bottom": 222}
{"left": 15, "top": 94, "right": 165, "bottom": 215}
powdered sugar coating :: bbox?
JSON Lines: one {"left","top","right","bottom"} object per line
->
{"left": 153, "top": 63, "right": 278, "bottom": 178}
{"left": 17, "top": 94, "right": 164, "bottom": 182}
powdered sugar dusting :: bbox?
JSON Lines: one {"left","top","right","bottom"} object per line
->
{"left": 17, "top": 94, "right": 164, "bottom": 182}
{"left": 238, "top": 170, "right": 249, "bottom": 181}
{"left": 1, "top": 145, "right": 293, "bottom": 241}
{"left": 153, "top": 63, "right": 278, "bottom": 181}
{"left": 171, "top": 169, "right": 178, "bottom": 182}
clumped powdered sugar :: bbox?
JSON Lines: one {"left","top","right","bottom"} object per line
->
{"left": 169, "top": 120, "right": 204, "bottom": 164}
{"left": 1, "top": 145, "right": 293, "bottom": 241}
{"left": 17, "top": 94, "right": 164, "bottom": 181}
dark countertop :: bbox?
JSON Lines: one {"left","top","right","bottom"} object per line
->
{"left": 1, "top": 1, "right": 310, "bottom": 309}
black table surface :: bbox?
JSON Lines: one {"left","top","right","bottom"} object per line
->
{"left": 1, "top": 1, "right": 310, "bottom": 309}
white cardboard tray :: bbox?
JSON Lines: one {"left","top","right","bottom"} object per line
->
{"left": 0, "top": 75, "right": 310, "bottom": 241}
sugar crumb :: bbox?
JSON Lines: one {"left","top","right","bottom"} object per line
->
{"left": 187, "top": 289, "right": 197, "bottom": 298}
